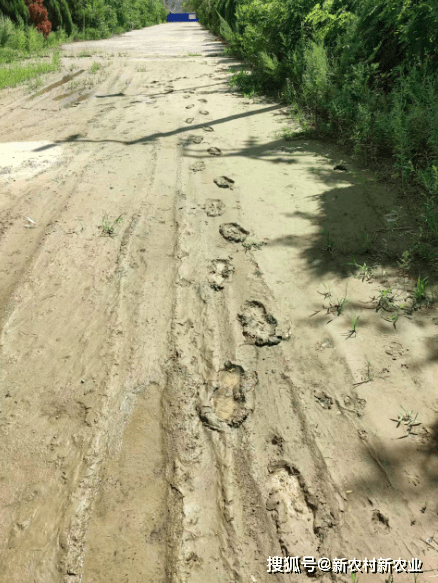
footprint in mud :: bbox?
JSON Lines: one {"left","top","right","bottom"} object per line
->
{"left": 183, "top": 95, "right": 191, "bottom": 99}
{"left": 214, "top": 176, "right": 234, "bottom": 189}
{"left": 372, "top": 510, "right": 390, "bottom": 533}
{"left": 266, "top": 464, "right": 320, "bottom": 557}
{"left": 179, "top": 135, "right": 204, "bottom": 147}
{"left": 185, "top": 118, "right": 195, "bottom": 124}
{"left": 208, "top": 147, "right": 222, "bottom": 156}
{"left": 219, "top": 223, "right": 249, "bottom": 243}
{"left": 342, "top": 394, "right": 367, "bottom": 416}
{"left": 199, "top": 363, "right": 258, "bottom": 431}
{"left": 385, "top": 341, "right": 407, "bottom": 360}
{"left": 204, "top": 199, "right": 225, "bottom": 217}
{"left": 198, "top": 98, "right": 207, "bottom": 103}
{"left": 199, "top": 109, "right": 209, "bottom": 115}
{"left": 186, "top": 104, "right": 195, "bottom": 109}
{"left": 314, "top": 391, "right": 334, "bottom": 410}
{"left": 208, "top": 258, "right": 234, "bottom": 290}
{"left": 190, "top": 161, "right": 206, "bottom": 172}
{"left": 203, "top": 126, "right": 214, "bottom": 133}
{"left": 238, "top": 301, "right": 282, "bottom": 347}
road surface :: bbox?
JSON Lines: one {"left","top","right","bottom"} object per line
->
{"left": 0, "top": 21, "right": 437, "bottom": 583}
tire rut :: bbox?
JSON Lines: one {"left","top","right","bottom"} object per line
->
{"left": 162, "top": 136, "right": 343, "bottom": 583}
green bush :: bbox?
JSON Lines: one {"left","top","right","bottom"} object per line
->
{"left": 183, "top": 0, "right": 438, "bottom": 254}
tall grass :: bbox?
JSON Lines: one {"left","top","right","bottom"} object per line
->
{"left": 0, "top": 49, "right": 60, "bottom": 90}
{"left": 0, "top": 15, "right": 66, "bottom": 89}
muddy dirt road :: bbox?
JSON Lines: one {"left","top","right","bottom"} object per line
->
{"left": 0, "top": 21, "right": 437, "bottom": 583}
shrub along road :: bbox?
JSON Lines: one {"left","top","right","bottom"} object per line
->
{"left": 0, "top": 21, "right": 437, "bottom": 583}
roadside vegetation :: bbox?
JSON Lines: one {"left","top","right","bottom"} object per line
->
{"left": 0, "top": 0, "right": 168, "bottom": 90}
{"left": 183, "top": 0, "right": 438, "bottom": 267}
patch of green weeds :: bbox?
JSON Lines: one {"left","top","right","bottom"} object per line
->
{"left": 0, "top": 49, "right": 60, "bottom": 90}
{"left": 98, "top": 213, "right": 123, "bottom": 237}
{"left": 310, "top": 287, "right": 348, "bottom": 320}
{"left": 376, "top": 284, "right": 398, "bottom": 312}
{"left": 90, "top": 61, "right": 101, "bottom": 73}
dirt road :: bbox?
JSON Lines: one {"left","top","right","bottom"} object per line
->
{"left": 0, "top": 22, "right": 437, "bottom": 583}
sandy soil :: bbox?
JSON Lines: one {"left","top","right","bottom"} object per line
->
{"left": 0, "top": 21, "right": 437, "bottom": 583}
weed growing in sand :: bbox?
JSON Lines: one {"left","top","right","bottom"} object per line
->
{"left": 347, "top": 256, "right": 374, "bottom": 281}
{"left": 317, "top": 283, "right": 332, "bottom": 299}
{"left": 382, "top": 304, "right": 406, "bottom": 328}
{"left": 363, "top": 358, "right": 372, "bottom": 382}
{"left": 98, "top": 213, "right": 123, "bottom": 237}
{"left": 311, "top": 287, "right": 349, "bottom": 321}
{"left": 322, "top": 229, "right": 335, "bottom": 253}
{"left": 336, "top": 295, "right": 348, "bottom": 316}
{"left": 354, "top": 357, "right": 373, "bottom": 386}
{"left": 377, "top": 285, "right": 397, "bottom": 312}
{"left": 414, "top": 275, "right": 428, "bottom": 302}
{"left": 398, "top": 250, "right": 412, "bottom": 271}
{"left": 359, "top": 231, "right": 373, "bottom": 254}
{"left": 391, "top": 407, "right": 421, "bottom": 438}
{"left": 90, "top": 61, "right": 101, "bottom": 73}
{"left": 344, "top": 314, "right": 360, "bottom": 338}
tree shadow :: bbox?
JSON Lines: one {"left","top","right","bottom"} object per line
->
{"left": 94, "top": 81, "right": 228, "bottom": 99}
{"left": 32, "top": 103, "right": 284, "bottom": 152}
{"left": 344, "top": 416, "right": 438, "bottom": 528}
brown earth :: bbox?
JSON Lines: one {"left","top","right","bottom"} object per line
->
{"left": 0, "top": 21, "right": 437, "bottom": 583}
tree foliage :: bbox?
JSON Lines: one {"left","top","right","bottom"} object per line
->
{"left": 25, "top": 0, "right": 52, "bottom": 39}
{"left": 1, "top": 0, "right": 168, "bottom": 37}
{"left": 182, "top": 0, "right": 438, "bottom": 250}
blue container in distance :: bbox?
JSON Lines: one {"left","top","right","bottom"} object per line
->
{"left": 167, "top": 13, "right": 199, "bottom": 22}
